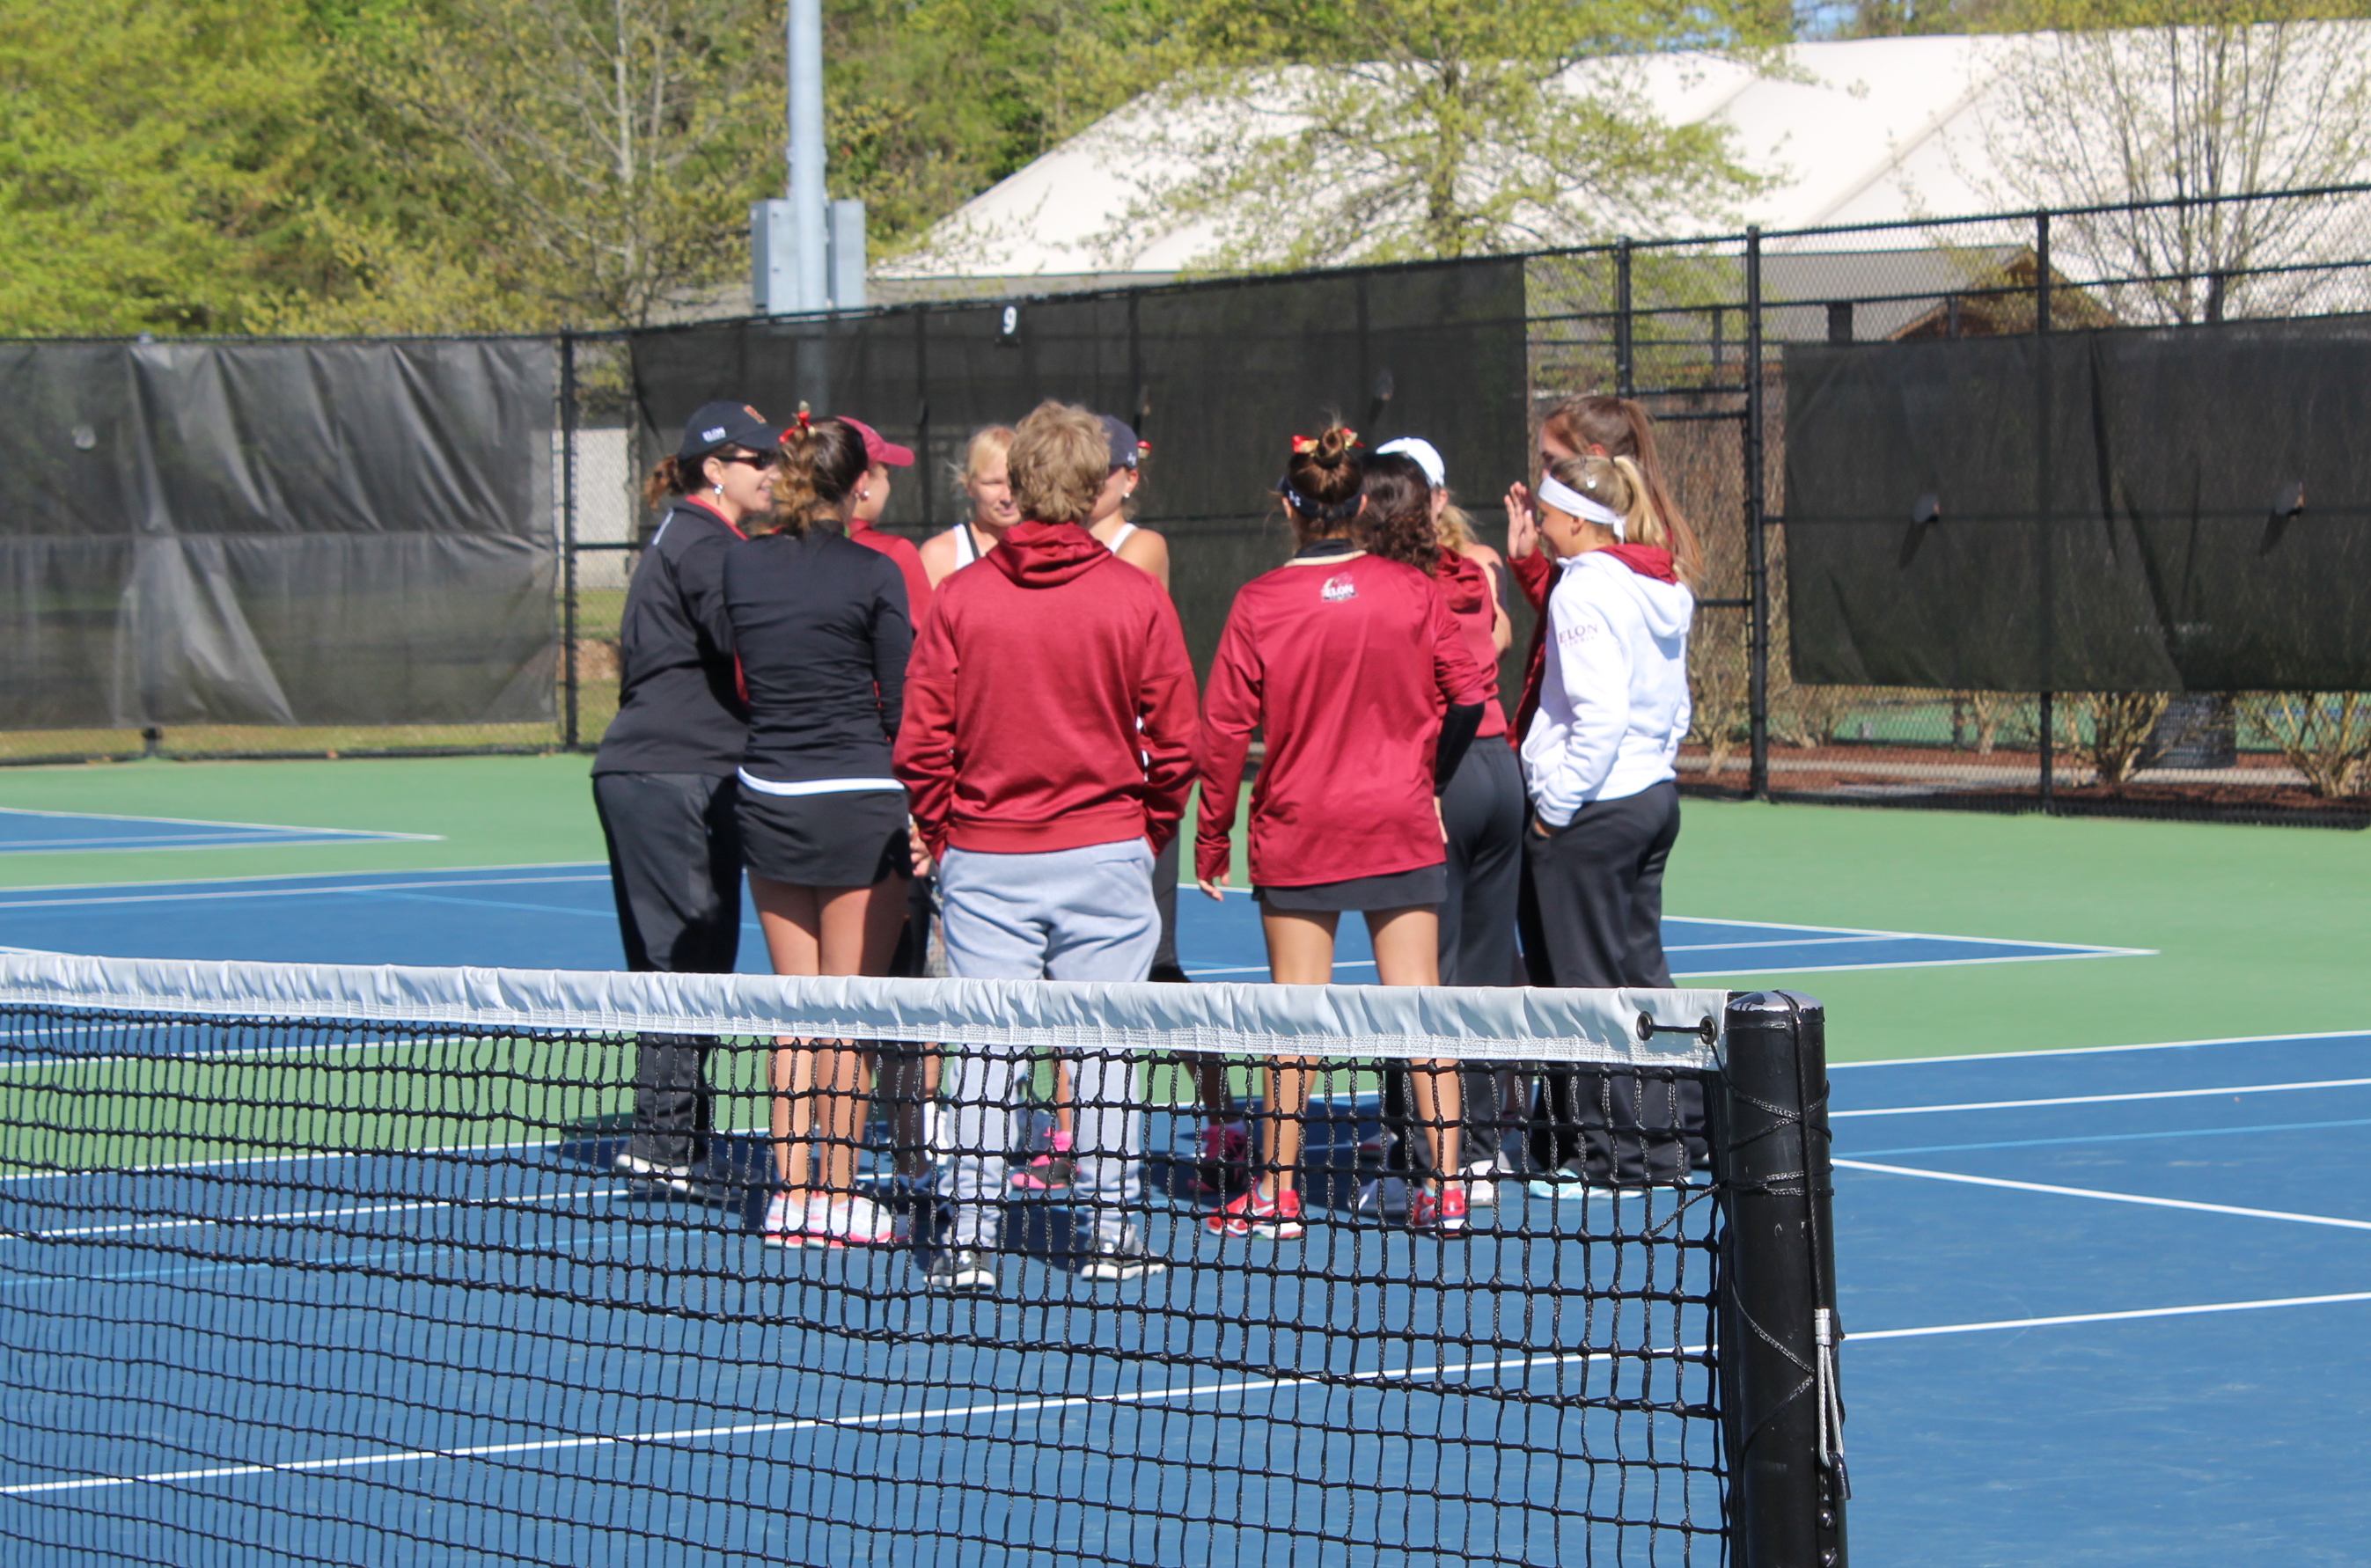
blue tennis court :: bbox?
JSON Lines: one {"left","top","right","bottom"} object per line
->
{"left": 0, "top": 807, "right": 435, "bottom": 854}
{"left": 2, "top": 1023, "right": 2362, "bottom": 1564}
{"left": 0, "top": 862, "right": 2144, "bottom": 978}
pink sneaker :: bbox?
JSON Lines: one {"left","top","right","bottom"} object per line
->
{"left": 1409, "top": 1186, "right": 1470, "bottom": 1236}
{"left": 1193, "top": 1121, "right": 1251, "bottom": 1197}
{"left": 1205, "top": 1187, "right": 1305, "bottom": 1240}
{"left": 760, "top": 1193, "right": 840, "bottom": 1249}
{"left": 1010, "top": 1132, "right": 1075, "bottom": 1191}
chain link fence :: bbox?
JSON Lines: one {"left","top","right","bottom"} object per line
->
{"left": 8, "top": 187, "right": 2369, "bottom": 827}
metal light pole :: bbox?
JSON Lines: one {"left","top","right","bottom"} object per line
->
{"left": 752, "top": 0, "right": 863, "bottom": 316}
{"left": 786, "top": 0, "right": 827, "bottom": 311}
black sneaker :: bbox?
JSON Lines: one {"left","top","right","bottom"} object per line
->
{"left": 613, "top": 1152, "right": 705, "bottom": 1200}
{"left": 925, "top": 1247, "right": 996, "bottom": 1293}
{"left": 1076, "top": 1232, "right": 1167, "bottom": 1282}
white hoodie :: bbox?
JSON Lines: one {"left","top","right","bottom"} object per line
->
{"left": 1520, "top": 550, "right": 1694, "bottom": 825}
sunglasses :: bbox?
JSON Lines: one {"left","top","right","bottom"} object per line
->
{"left": 716, "top": 450, "right": 778, "bottom": 470}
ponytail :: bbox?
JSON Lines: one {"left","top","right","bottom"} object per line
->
{"left": 642, "top": 455, "right": 700, "bottom": 511}
{"left": 1540, "top": 393, "right": 1701, "bottom": 586}
{"left": 768, "top": 410, "right": 869, "bottom": 538}
{"left": 1280, "top": 423, "right": 1364, "bottom": 545}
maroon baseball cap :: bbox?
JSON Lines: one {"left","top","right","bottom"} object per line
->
{"left": 836, "top": 415, "right": 914, "bottom": 468}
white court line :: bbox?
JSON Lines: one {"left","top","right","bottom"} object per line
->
{"left": 13, "top": 1288, "right": 2369, "bottom": 1498}
{"left": 0, "top": 805, "right": 441, "bottom": 842}
{"left": 5, "top": 1184, "right": 626, "bottom": 1242}
{"left": 1663, "top": 934, "right": 1896, "bottom": 954}
{"left": 1835, "top": 1158, "right": 2371, "bottom": 1231}
{"left": 0, "top": 860, "right": 606, "bottom": 897}
{"left": 1674, "top": 950, "right": 2154, "bottom": 978}
{"left": 0, "top": 1134, "right": 569, "bottom": 1183}
{"left": 1851, "top": 1291, "right": 2371, "bottom": 1342}
{"left": 1191, "top": 949, "right": 2152, "bottom": 982}
{"left": 0, "top": 873, "right": 609, "bottom": 912}
{"left": 0, "top": 1343, "right": 1648, "bottom": 1498}
{"left": 0, "top": 1035, "right": 443, "bottom": 1073}
{"left": 1833, "top": 1076, "right": 2371, "bottom": 1117}
{"left": 1835, "top": 1027, "right": 2371, "bottom": 1070}
{"left": 1660, "top": 912, "right": 2152, "bottom": 953}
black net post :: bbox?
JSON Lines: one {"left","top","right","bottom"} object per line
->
{"left": 560, "top": 330, "right": 581, "bottom": 750}
{"left": 1745, "top": 227, "right": 1772, "bottom": 801}
{"left": 1718, "top": 990, "right": 1847, "bottom": 1568}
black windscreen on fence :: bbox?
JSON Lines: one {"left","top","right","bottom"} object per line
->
{"left": 0, "top": 339, "right": 558, "bottom": 731}
{"left": 629, "top": 261, "right": 1530, "bottom": 676}
{"left": 1783, "top": 314, "right": 2371, "bottom": 692}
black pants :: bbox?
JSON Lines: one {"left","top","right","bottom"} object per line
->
{"left": 1380, "top": 741, "right": 1526, "bottom": 1169}
{"left": 1518, "top": 780, "right": 1707, "bottom": 1183}
{"left": 592, "top": 772, "right": 744, "bottom": 1167}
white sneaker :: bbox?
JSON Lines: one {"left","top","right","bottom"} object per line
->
{"left": 1459, "top": 1159, "right": 1501, "bottom": 1209}
{"left": 760, "top": 1192, "right": 808, "bottom": 1247}
{"left": 1355, "top": 1176, "right": 1413, "bottom": 1218}
{"left": 614, "top": 1152, "right": 701, "bottom": 1199}
{"left": 813, "top": 1192, "right": 899, "bottom": 1245}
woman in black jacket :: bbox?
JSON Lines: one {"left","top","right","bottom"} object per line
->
{"left": 726, "top": 413, "right": 915, "bottom": 1249}
{"left": 593, "top": 401, "right": 781, "bottom": 1200}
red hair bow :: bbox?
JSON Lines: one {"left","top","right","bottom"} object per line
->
{"left": 1290, "top": 435, "right": 1318, "bottom": 454}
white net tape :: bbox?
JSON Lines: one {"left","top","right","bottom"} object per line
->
{"left": 0, "top": 953, "right": 1729, "bottom": 1068}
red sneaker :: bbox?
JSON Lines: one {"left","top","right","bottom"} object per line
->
{"left": 1409, "top": 1186, "right": 1470, "bottom": 1235}
{"left": 1205, "top": 1187, "right": 1306, "bottom": 1240}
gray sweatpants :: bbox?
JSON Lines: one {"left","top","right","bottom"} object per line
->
{"left": 936, "top": 839, "right": 1160, "bottom": 1249}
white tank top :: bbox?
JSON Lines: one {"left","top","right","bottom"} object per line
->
{"left": 1104, "top": 522, "right": 1138, "bottom": 554}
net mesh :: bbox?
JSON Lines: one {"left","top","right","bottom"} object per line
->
{"left": 0, "top": 956, "right": 1733, "bottom": 1567}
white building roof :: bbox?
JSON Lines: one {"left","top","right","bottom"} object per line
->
{"left": 877, "top": 28, "right": 2366, "bottom": 284}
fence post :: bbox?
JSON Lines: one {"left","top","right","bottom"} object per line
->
{"left": 914, "top": 310, "right": 933, "bottom": 532}
{"left": 1616, "top": 237, "right": 1635, "bottom": 397}
{"left": 1720, "top": 990, "right": 1847, "bottom": 1568}
{"left": 2035, "top": 210, "right": 2054, "bottom": 810}
{"left": 560, "top": 331, "right": 580, "bottom": 751}
{"left": 1745, "top": 228, "right": 1770, "bottom": 801}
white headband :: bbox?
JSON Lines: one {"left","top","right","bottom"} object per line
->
{"left": 1538, "top": 474, "right": 1625, "bottom": 539}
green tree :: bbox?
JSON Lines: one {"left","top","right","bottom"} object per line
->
{"left": 1971, "top": 0, "right": 2371, "bottom": 322}
{"left": 1094, "top": 0, "right": 1787, "bottom": 271}
{"left": 0, "top": 0, "right": 326, "bottom": 333}
{"left": 824, "top": 0, "right": 1194, "bottom": 250}
{"left": 351, "top": 0, "right": 788, "bottom": 328}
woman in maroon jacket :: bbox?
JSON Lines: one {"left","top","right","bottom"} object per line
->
{"left": 1195, "top": 426, "right": 1491, "bottom": 1238}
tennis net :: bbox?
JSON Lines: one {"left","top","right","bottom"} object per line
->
{"left": 0, "top": 954, "right": 1843, "bottom": 1567}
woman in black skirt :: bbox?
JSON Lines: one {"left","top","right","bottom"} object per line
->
{"left": 725, "top": 412, "right": 915, "bottom": 1249}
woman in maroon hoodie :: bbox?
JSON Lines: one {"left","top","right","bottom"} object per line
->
{"left": 893, "top": 399, "right": 1199, "bottom": 1293}
{"left": 1195, "top": 426, "right": 1492, "bottom": 1238}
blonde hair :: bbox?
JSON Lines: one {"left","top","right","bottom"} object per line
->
{"left": 1539, "top": 393, "right": 1699, "bottom": 580}
{"left": 1544, "top": 452, "right": 1699, "bottom": 588}
{"left": 1435, "top": 501, "right": 1476, "bottom": 550}
{"left": 1007, "top": 401, "right": 1107, "bottom": 525}
{"left": 947, "top": 424, "right": 1016, "bottom": 500}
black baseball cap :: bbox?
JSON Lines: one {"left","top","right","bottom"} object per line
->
{"left": 677, "top": 401, "right": 782, "bottom": 462}
{"left": 1097, "top": 414, "right": 1148, "bottom": 471}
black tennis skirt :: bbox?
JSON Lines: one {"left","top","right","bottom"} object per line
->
{"left": 737, "top": 787, "right": 911, "bottom": 888}
{"left": 1254, "top": 862, "right": 1447, "bottom": 912}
